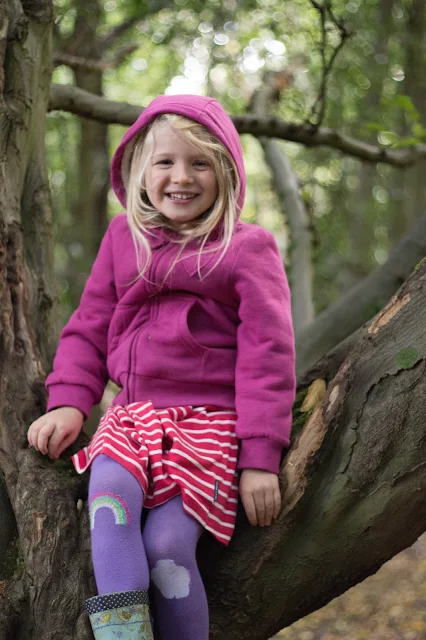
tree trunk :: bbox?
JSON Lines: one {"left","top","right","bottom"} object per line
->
{"left": 70, "top": 0, "right": 109, "bottom": 310}
{"left": 0, "top": 2, "right": 95, "bottom": 638}
{"left": 401, "top": 0, "right": 426, "bottom": 229}
{"left": 348, "top": 0, "right": 395, "bottom": 278}
{"left": 2, "top": 3, "right": 426, "bottom": 639}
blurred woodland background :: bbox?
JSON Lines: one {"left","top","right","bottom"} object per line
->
{"left": 49, "top": 0, "right": 426, "bottom": 324}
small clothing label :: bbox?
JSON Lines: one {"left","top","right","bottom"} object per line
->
{"left": 214, "top": 480, "right": 219, "bottom": 501}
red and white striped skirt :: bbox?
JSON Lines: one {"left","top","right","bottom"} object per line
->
{"left": 72, "top": 401, "right": 240, "bottom": 545}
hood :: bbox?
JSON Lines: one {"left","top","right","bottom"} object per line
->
{"left": 110, "top": 94, "right": 246, "bottom": 213}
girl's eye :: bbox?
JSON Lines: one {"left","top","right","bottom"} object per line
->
{"left": 155, "top": 159, "right": 209, "bottom": 167}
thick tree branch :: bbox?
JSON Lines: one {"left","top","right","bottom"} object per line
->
{"left": 48, "top": 83, "right": 426, "bottom": 166}
{"left": 298, "top": 325, "right": 365, "bottom": 387}
{"left": 296, "top": 211, "right": 426, "bottom": 376}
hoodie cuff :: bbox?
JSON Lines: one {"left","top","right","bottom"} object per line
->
{"left": 237, "top": 437, "right": 284, "bottom": 474}
{"left": 47, "top": 384, "right": 96, "bottom": 420}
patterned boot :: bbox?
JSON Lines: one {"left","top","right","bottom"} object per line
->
{"left": 86, "top": 590, "right": 154, "bottom": 639}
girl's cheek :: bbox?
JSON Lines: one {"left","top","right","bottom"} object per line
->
{"left": 151, "top": 172, "right": 166, "bottom": 185}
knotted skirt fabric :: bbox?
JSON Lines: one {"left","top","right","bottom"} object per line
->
{"left": 72, "top": 401, "right": 239, "bottom": 545}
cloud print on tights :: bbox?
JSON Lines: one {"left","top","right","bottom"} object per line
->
{"left": 151, "top": 559, "right": 191, "bottom": 599}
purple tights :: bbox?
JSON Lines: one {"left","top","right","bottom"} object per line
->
{"left": 88, "top": 454, "right": 208, "bottom": 640}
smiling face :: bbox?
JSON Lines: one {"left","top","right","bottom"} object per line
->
{"left": 144, "top": 122, "right": 219, "bottom": 226}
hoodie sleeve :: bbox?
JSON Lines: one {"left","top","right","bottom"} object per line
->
{"left": 46, "top": 221, "right": 118, "bottom": 418}
{"left": 232, "top": 227, "right": 296, "bottom": 474}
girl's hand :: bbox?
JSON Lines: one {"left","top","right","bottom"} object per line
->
{"left": 27, "top": 407, "right": 84, "bottom": 460}
{"left": 239, "top": 469, "right": 281, "bottom": 527}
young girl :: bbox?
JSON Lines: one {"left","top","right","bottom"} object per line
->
{"left": 27, "top": 94, "right": 296, "bottom": 640}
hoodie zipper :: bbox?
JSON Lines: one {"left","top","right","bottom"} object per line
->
{"left": 127, "top": 242, "right": 166, "bottom": 402}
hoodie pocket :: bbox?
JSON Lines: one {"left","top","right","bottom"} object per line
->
{"left": 129, "top": 295, "right": 209, "bottom": 383}
{"left": 178, "top": 297, "right": 211, "bottom": 356}
{"left": 127, "top": 294, "right": 237, "bottom": 387}
{"left": 178, "top": 297, "right": 237, "bottom": 386}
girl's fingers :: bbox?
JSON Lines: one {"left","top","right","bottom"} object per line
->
{"left": 27, "top": 427, "right": 35, "bottom": 448}
{"left": 241, "top": 491, "right": 257, "bottom": 526}
{"left": 254, "top": 491, "right": 266, "bottom": 527}
{"left": 47, "top": 429, "right": 64, "bottom": 459}
{"left": 28, "top": 418, "right": 52, "bottom": 450}
{"left": 36, "top": 422, "right": 57, "bottom": 455}
{"left": 56, "top": 434, "right": 76, "bottom": 458}
{"left": 28, "top": 419, "right": 44, "bottom": 448}
{"left": 240, "top": 470, "right": 282, "bottom": 526}
{"left": 264, "top": 490, "right": 275, "bottom": 526}
{"left": 49, "top": 431, "right": 74, "bottom": 460}
{"left": 273, "top": 486, "right": 281, "bottom": 520}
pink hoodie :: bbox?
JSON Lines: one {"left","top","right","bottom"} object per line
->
{"left": 46, "top": 95, "right": 296, "bottom": 474}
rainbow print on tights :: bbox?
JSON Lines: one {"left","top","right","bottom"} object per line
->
{"left": 89, "top": 492, "right": 130, "bottom": 530}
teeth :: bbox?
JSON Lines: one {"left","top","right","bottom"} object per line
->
{"left": 168, "top": 194, "right": 196, "bottom": 200}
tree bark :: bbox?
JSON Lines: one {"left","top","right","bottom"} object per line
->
{"left": 0, "top": 2, "right": 95, "bottom": 638}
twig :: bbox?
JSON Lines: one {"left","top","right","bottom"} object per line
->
{"left": 308, "top": 0, "right": 352, "bottom": 127}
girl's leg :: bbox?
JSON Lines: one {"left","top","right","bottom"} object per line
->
{"left": 88, "top": 454, "right": 150, "bottom": 594}
{"left": 143, "top": 495, "right": 208, "bottom": 640}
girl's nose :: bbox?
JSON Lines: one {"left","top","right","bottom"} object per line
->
{"left": 171, "top": 163, "right": 194, "bottom": 184}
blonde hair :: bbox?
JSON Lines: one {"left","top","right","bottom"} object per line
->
{"left": 122, "top": 113, "right": 241, "bottom": 280}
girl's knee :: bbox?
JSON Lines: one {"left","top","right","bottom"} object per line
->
{"left": 144, "top": 525, "right": 198, "bottom": 570}
{"left": 89, "top": 454, "right": 143, "bottom": 501}
{"left": 144, "top": 526, "right": 180, "bottom": 562}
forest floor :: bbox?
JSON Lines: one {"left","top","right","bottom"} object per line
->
{"left": 272, "top": 533, "right": 426, "bottom": 640}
